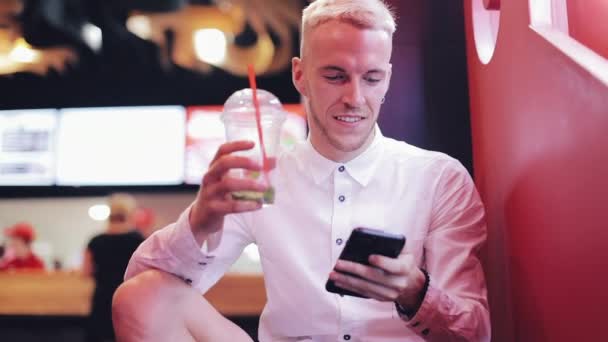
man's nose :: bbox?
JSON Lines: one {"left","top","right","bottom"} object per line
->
{"left": 341, "top": 81, "right": 365, "bottom": 108}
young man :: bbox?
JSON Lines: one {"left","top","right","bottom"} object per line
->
{"left": 113, "top": 1, "right": 491, "bottom": 341}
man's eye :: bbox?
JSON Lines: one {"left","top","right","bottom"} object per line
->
{"left": 324, "top": 74, "right": 345, "bottom": 82}
{"left": 364, "top": 77, "right": 381, "bottom": 84}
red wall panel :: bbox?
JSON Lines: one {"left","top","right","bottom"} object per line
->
{"left": 464, "top": 1, "right": 608, "bottom": 341}
{"left": 567, "top": 0, "right": 608, "bottom": 59}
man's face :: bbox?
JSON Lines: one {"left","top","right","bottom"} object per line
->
{"left": 293, "top": 20, "right": 392, "bottom": 162}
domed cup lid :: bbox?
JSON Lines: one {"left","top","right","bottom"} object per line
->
{"left": 221, "top": 88, "right": 286, "bottom": 124}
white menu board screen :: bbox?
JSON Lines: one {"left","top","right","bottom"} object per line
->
{"left": 0, "top": 109, "right": 58, "bottom": 185}
{"left": 56, "top": 106, "right": 185, "bottom": 186}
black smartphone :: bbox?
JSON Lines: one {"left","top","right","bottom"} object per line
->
{"left": 325, "top": 227, "right": 406, "bottom": 298}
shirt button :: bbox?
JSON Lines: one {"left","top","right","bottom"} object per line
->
{"left": 336, "top": 238, "right": 343, "bottom": 245}
{"left": 338, "top": 165, "right": 345, "bottom": 172}
{"left": 338, "top": 195, "right": 345, "bottom": 202}
{"left": 343, "top": 335, "right": 351, "bottom": 340}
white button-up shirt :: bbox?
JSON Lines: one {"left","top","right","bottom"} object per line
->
{"left": 126, "top": 127, "right": 491, "bottom": 341}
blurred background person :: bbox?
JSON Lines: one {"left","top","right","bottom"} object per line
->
{"left": 82, "top": 193, "right": 144, "bottom": 342}
{"left": 0, "top": 222, "right": 45, "bottom": 271}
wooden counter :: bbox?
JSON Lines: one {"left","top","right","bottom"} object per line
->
{"left": 0, "top": 271, "right": 266, "bottom": 316}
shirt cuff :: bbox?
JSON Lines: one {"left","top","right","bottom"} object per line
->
{"left": 399, "top": 283, "right": 442, "bottom": 338}
{"left": 171, "top": 206, "right": 225, "bottom": 285}
{"left": 127, "top": 206, "right": 223, "bottom": 290}
{"left": 168, "top": 206, "right": 221, "bottom": 260}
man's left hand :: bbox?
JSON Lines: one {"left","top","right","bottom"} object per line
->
{"left": 329, "top": 253, "right": 426, "bottom": 311}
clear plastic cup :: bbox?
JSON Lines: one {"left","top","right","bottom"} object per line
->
{"left": 220, "top": 88, "right": 286, "bottom": 205}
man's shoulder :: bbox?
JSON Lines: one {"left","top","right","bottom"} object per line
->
{"left": 381, "top": 137, "right": 459, "bottom": 168}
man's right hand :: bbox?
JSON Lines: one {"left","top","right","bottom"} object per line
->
{"left": 189, "top": 140, "right": 267, "bottom": 246}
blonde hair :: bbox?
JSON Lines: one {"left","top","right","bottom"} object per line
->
{"left": 108, "top": 193, "right": 137, "bottom": 217}
{"left": 300, "top": 0, "right": 396, "bottom": 55}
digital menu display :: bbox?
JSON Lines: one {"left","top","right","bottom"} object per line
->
{"left": 281, "top": 104, "right": 308, "bottom": 150}
{"left": 0, "top": 109, "right": 58, "bottom": 186}
{"left": 184, "top": 104, "right": 307, "bottom": 185}
{"left": 0, "top": 104, "right": 306, "bottom": 192}
{"left": 184, "top": 106, "right": 225, "bottom": 185}
{"left": 55, "top": 106, "right": 186, "bottom": 186}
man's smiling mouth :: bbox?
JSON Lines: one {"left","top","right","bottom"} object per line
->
{"left": 334, "top": 116, "right": 364, "bottom": 123}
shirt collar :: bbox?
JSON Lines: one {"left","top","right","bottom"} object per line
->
{"left": 298, "top": 125, "right": 384, "bottom": 187}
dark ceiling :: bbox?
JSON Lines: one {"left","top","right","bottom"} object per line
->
{"left": 0, "top": 0, "right": 304, "bottom": 109}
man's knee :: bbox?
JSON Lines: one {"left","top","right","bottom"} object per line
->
{"left": 112, "top": 269, "right": 192, "bottom": 340}
{"left": 112, "top": 269, "right": 252, "bottom": 342}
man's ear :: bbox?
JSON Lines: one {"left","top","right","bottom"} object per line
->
{"left": 292, "top": 57, "right": 308, "bottom": 97}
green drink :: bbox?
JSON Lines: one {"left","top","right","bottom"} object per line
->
{"left": 230, "top": 169, "right": 276, "bottom": 204}
{"left": 231, "top": 187, "right": 275, "bottom": 204}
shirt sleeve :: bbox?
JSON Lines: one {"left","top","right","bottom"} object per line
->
{"left": 400, "top": 158, "right": 491, "bottom": 342}
{"left": 124, "top": 205, "right": 255, "bottom": 293}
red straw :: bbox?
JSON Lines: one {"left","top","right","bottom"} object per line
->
{"left": 247, "top": 64, "right": 270, "bottom": 186}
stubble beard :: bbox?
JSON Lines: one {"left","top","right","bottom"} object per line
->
{"left": 308, "top": 99, "right": 375, "bottom": 156}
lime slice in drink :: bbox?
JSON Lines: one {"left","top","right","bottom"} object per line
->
{"left": 232, "top": 186, "right": 275, "bottom": 204}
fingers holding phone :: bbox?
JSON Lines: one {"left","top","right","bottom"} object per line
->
{"left": 330, "top": 253, "right": 425, "bottom": 304}
{"left": 329, "top": 261, "right": 399, "bottom": 301}
{"left": 325, "top": 228, "right": 405, "bottom": 298}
